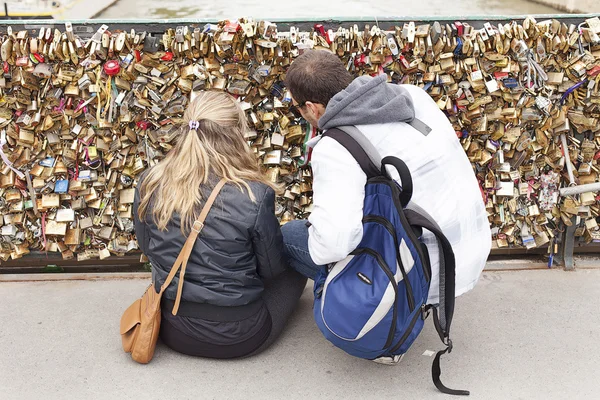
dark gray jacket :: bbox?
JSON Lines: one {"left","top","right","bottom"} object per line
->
{"left": 133, "top": 176, "right": 287, "bottom": 307}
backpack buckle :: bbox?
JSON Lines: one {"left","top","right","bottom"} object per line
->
{"left": 192, "top": 221, "right": 204, "bottom": 233}
{"left": 315, "top": 285, "right": 323, "bottom": 299}
{"left": 421, "top": 304, "right": 431, "bottom": 320}
{"left": 445, "top": 338, "right": 453, "bottom": 353}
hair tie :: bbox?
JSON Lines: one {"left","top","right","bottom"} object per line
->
{"left": 189, "top": 120, "right": 200, "bottom": 130}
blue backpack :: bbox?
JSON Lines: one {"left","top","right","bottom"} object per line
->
{"left": 313, "top": 126, "right": 469, "bottom": 396}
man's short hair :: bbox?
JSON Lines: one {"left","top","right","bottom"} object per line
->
{"left": 284, "top": 50, "right": 353, "bottom": 107}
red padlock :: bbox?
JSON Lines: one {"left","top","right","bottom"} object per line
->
{"left": 134, "top": 50, "right": 141, "bottom": 63}
{"left": 455, "top": 21, "right": 464, "bottom": 36}
{"left": 224, "top": 21, "right": 240, "bottom": 33}
{"left": 103, "top": 60, "right": 120, "bottom": 76}
{"left": 354, "top": 54, "right": 366, "bottom": 68}
{"left": 136, "top": 120, "right": 150, "bottom": 130}
{"left": 314, "top": 24, "right": 326, "bottom": 36}
{"left": 398, "top": 55, "right": 410, "bottom": 69}
{"left": 161, "top": 51, "right": 174, "bottom": 61}
{"left": 587, "top": 65, "right": 600, "bottom": 77}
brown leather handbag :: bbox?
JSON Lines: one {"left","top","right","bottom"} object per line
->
{"left": 120, "top": 179, "right": 227, "bottom": 364}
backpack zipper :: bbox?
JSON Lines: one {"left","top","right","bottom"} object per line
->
{"left": 388, "top": 304, "right": 424, "bottom": 354}
{"left": 398, "top": 209, "right": 431, "bottom": 283}
{"left": 384, "top": 181, "right": 431, "bottom": 283}
{"left": 363, "top": 215, "right": 416, "bottom": 311}
{"left": 351, "top": 247, "right": 398, "bottom": 349}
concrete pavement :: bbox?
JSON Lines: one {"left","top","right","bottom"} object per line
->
{"left": 1, "top": 269, "right": 599, "bottom": 400}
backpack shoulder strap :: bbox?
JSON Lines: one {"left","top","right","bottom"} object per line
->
{"left": 405, "top": 206, "right": 455, "bottom": 338}
{"left": 404, "top": 206, "right": 470, "bottom": 396}
{"left": 322, "top": 127, "right": 381, "bottom": 179}
{"left": 323, "top": 126, "right": 413, "bottom": 207}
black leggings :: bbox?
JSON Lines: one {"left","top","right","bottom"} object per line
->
{"left": 160, "top": 269, "right": 307, "bottom": 358}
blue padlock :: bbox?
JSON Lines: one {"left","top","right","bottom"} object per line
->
{"left": 54, "top": 179, "right": 69, "bottom": 194}
{"left": 503, "top": 77, "right": 519, "bottom": 89}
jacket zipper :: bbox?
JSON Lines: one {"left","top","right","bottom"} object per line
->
{"left": 351, "top": 247, "right": 398, "bottom": 350}
{"left": 388, "top": 304, "right": 423, "bottom": 354}
{"left": 363, "top": 215, "right": 416, "bottom": 311}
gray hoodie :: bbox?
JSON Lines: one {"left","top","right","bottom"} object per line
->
{"left": 318, "top": 74, "right": 416, "bottom": 130}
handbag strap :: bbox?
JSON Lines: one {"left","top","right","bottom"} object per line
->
{"left": 158, "top": 178, "right": 227, "bottom": 315}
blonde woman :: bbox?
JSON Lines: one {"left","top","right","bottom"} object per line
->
{"left": 133, "top": 91, "right": 307, "bottom": 358}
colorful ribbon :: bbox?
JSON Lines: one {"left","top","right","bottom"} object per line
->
{"left": 560, "top": 79, "right": 588, "bottom": 105}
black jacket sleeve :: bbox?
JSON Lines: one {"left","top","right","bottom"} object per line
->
{"left": 133, "top": 182, "right": 150, "bottom": 255}
{"left": 252, "top": 187, "right": 288, "bottom": 281}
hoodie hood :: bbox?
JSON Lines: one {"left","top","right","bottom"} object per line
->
{"left": 318, "top": 75, "right": 415, "bottom": 131}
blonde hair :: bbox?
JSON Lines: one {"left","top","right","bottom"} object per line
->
{"left": 137, "top": 91, "right": 279, "bottom": 234}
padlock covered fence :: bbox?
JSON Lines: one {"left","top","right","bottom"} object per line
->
{"left": 0, "top": 15, "right": 600, "bottom": 269}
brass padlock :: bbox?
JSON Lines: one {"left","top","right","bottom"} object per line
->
{"left": 46, "top": 220, "right": 67, "bottom": 236}
{"left": 41, "top": 193, "right": 60, "bottom": 209}
{"left": 64, "top": 227, "right": 81, "bottom": 246}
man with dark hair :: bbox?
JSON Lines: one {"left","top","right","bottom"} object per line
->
{"left": 281, "top": 49, "right": 490, "bottom": 305}
{"left": 282, "top": 50, "right": 354, "bottom": 128}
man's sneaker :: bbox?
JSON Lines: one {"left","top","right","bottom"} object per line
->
{"left": 371, "top": 354, "right": 404, "bottom": 365}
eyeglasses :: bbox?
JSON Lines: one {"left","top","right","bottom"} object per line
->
{"left": 290, "top": 101, "right": 308, "bottom": 119}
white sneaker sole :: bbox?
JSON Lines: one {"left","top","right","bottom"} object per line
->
{"left": 371, "top": 354, "right": 404, "bottom": 365}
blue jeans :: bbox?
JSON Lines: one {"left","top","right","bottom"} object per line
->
{"left": 281, "top": 220, "right": 324, "bottom": 280}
